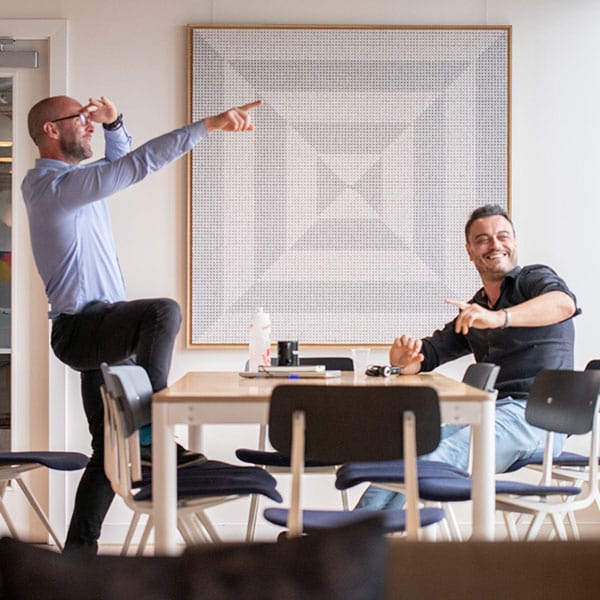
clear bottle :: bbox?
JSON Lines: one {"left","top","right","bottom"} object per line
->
{"left": 249, "top": 307, "right": 272, "bottom": 372}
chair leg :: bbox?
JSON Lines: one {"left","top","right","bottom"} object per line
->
{"left": 245, "top": 494, "right": 260, "bottom": 542}
{"left": 121, "top": 512, "right": 142, "bottom": 556}
{"left": 524, "top": 511, "right": 546, "bottom": 541}
{"left": 566, "top": 510, "right": 580, "bottom": 540}
{"left": 503, "top": 512, "right": 520, "bottom": 541}
{"left": 443, "top": 503, "right": 463, "bottom": 542}
{"left": 550, "top": 512, "right": 568, "bottom": 541}
{"left": 15, "top": 479, "right": 64, "bottom": 551}
{"left": 136, "top": 515, "right": 153, "bottom": 556}
{"left": 177, "top": 515, "right": 198, "bottom": 546}
{"left": 186, "top": 514, "right": 213, "bottom": 543}
{"left": 341, "top": 488, "right": 349, "bottom": 511}
{"left": 0, "top": 496, "right": 20, "bottom": 539}
{"left": 194, "top": 511, "right": 221, "bottom": 543}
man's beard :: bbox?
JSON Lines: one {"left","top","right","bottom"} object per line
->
{"left": 60, "top": 138, "right": 91, "bottom": 162}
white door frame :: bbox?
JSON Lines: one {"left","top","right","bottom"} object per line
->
{"left": 0, "top": 18, "right": 70, "bottom": 540}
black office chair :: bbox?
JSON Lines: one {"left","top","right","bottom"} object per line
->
{"left": 263, "top": 384, "right": 446, "bottom": 540}
{"left": 236, "top": 356, "right": 354, "bottom": 541}
{"left": 101, "top": 363, "right": 282, "bottom": 554}
{"left": 0, "top": 451, "right": 88, "bottom": 550}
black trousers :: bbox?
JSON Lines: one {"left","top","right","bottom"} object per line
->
{"left": 50, "top": 298, "right": 181, "bottom": 554}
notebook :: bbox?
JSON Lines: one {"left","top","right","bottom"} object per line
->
{"left": 239, "top": 365, "right": 342, "bottom": 379}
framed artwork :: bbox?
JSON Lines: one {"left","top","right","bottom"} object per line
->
{"left": 188, "top": 25, "right": 511, "bottom": 346}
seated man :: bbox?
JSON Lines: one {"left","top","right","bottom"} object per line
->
{"left": 356, "top": 204, "right": 580, "bottom": 510}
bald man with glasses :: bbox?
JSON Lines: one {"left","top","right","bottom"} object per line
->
{"left": 22, "top": 94, "right": 261, "bottom": 554}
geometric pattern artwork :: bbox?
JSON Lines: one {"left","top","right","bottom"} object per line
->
{"left": 188, "top": 26, "right": 510, "bottom": 345}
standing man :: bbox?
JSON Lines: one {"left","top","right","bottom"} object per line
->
{"left": 356, "top": 204, "right": 580, "bottom": 510}
{"left": 22, "top": 95, "right": 262, "bottom": 553}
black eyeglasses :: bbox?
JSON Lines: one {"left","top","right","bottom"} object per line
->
{"left": 50, "top": 113, "right": 90, "bottom": 125}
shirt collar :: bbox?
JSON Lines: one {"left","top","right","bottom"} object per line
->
{"left": 34, "top": 157, "right": 74, "bottom": 169}
{"left": 477, "top": 265, "right": 522, "bottom": 305}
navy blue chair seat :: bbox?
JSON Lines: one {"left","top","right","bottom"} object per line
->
{"left": 0, "top": 451, "right": 88, "bottom": 471}
{"left": 337, "top": 459, "right": 581, "bottom": 503}
{"left": 235, "top": 448, "right": 333, "bottom": 468}
{"left": 132, "top": 460, "right": 282, "bottom": 503}
{"left": 0, "top": 451, "right": 89, "bottom": 551}
{"left": 505, "top": 451, "right": 597, "bottom": 473}
{"left": 263, "top": 506, "right": 445, "bottom": 534}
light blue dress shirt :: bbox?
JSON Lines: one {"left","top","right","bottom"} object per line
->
{"left": 21, "top": 120, "right": 207, "bottom": 318}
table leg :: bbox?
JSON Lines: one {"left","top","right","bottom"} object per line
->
{"left": 152, "top": 401, "right": 178, "bottom": 554}
{"left": 471, "top": 400, "right": 495, "bottom": 540}
{"left": 188, "top": 425, "right": 203, "bottom": 453}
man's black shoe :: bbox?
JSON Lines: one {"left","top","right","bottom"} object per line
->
{"left": 140, "top": 443, "right": 207, "bottom": 468}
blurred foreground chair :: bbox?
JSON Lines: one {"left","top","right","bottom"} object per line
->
{"left": 236, "top": 356, "right": 354, "bottom": 541}
{"left": 101, "top": 363, "right": 282, "bottom": 555}
{"left": 263, "top": 384, "right": 446, "bottom": 540}
{"left": 0, "top": 451, "right": 88, "bottom": 550}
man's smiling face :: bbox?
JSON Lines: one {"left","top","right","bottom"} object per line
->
{"left": 465, "top": 214, "right": 517, "bottom": 282}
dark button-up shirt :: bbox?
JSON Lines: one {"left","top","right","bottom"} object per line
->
{"left": 420, "top": 265, "right": 580, "bottom": 400}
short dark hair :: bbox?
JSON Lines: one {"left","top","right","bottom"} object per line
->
{"left": 465, "top": 204, "right": 513, "bottom": 242}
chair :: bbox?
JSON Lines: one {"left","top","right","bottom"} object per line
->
{"left": 262, "top": 384, "right": 446, "bottom": 540}
{"left": 495, "top": 368, "right": 600, "bottom": 540}
{"left": 236, "top": 356, "right": 354, "bottom": 541}
{"left": 503, "top": 359, "right": 600, "bottom": 537}
{"left": 0, "top": 451, "right": 88, "bottom": 550}
{"left": 337, "top": 362, "right": 501, "bottom": 541}
{"left": 337, "top": 363, "right": 596, "bottom": 541}
{"left": 462, "top": 362, "right": 500, "bottom": 394}
{"left": 100, "top": 363, "right": 282, "bottom": 554}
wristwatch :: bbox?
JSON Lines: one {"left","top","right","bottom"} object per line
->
{"left": 103, "top": 113, "right": 123, "bottom": 131}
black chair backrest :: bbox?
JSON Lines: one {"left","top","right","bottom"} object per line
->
{"left": 462, "top": 363, "right": 500, "bottom": 392}
{"left": 585, "top": 359, "right": 600, "bottom": 371}
{"left": 100, "top": 363, "right": 153, "bottom": 436}
{"left": 299, "top": 357, "right": 354, "bottom": 371}
{"left": 268, "top": 385, "right": 440, "bottom": 464}
{"left": 525, "top": 369, "right": 600, "bottom": 435}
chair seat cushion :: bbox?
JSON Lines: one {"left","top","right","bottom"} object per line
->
{"left": 335, "top": 459, "right": 471, "bottom": 491}
{"left": 336, "top": 459, "right": 581, "bottom": 502}
{"left": 132, "top": 460, "right": 282, "bottom": 503}
{"left": 236, "top": 448, "right": 334, "bottom": 468}
{"left": 505, "top": 451, "right": 596, "bottom": 472}
{"left": 0, "top": 451, "right": 89, "bottom": 471}
{"left": 263, "top": 507, "right": 445, "bottom": 534}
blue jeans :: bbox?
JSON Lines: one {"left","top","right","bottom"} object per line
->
{"left": 354, "top": 398, "right": 567, "bottom": 510}
{"left": 51, "top": 298, "right": 181, "bottom": 553}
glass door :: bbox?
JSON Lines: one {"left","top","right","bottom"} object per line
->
{"left": 0, "top": 76, "right": 11, "bottom": 451}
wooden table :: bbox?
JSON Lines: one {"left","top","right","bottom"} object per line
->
{"left": 152, "top": 371, "right": 495, "bottom": 554}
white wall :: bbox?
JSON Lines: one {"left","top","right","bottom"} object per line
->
{"left": 1, "top": 0, "right": 599, "bottom": 541}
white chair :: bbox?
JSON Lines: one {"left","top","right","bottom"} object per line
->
{"left": 496, "top": 369, "right": 600, "bottom": 541}
{"left": 503, "top": 359, "right": 600, "bottom": 539}
{"left": 263, "top": 384, "right": 446, "bottom": 540}
{"left": 0, "top": 451, "right": 88, "bottom": 550}
{"left": 236, "top": 356, "right": 354, "bottom": 541}
{"left": 100, "top": 363, "right": 282, "bottom": 555}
